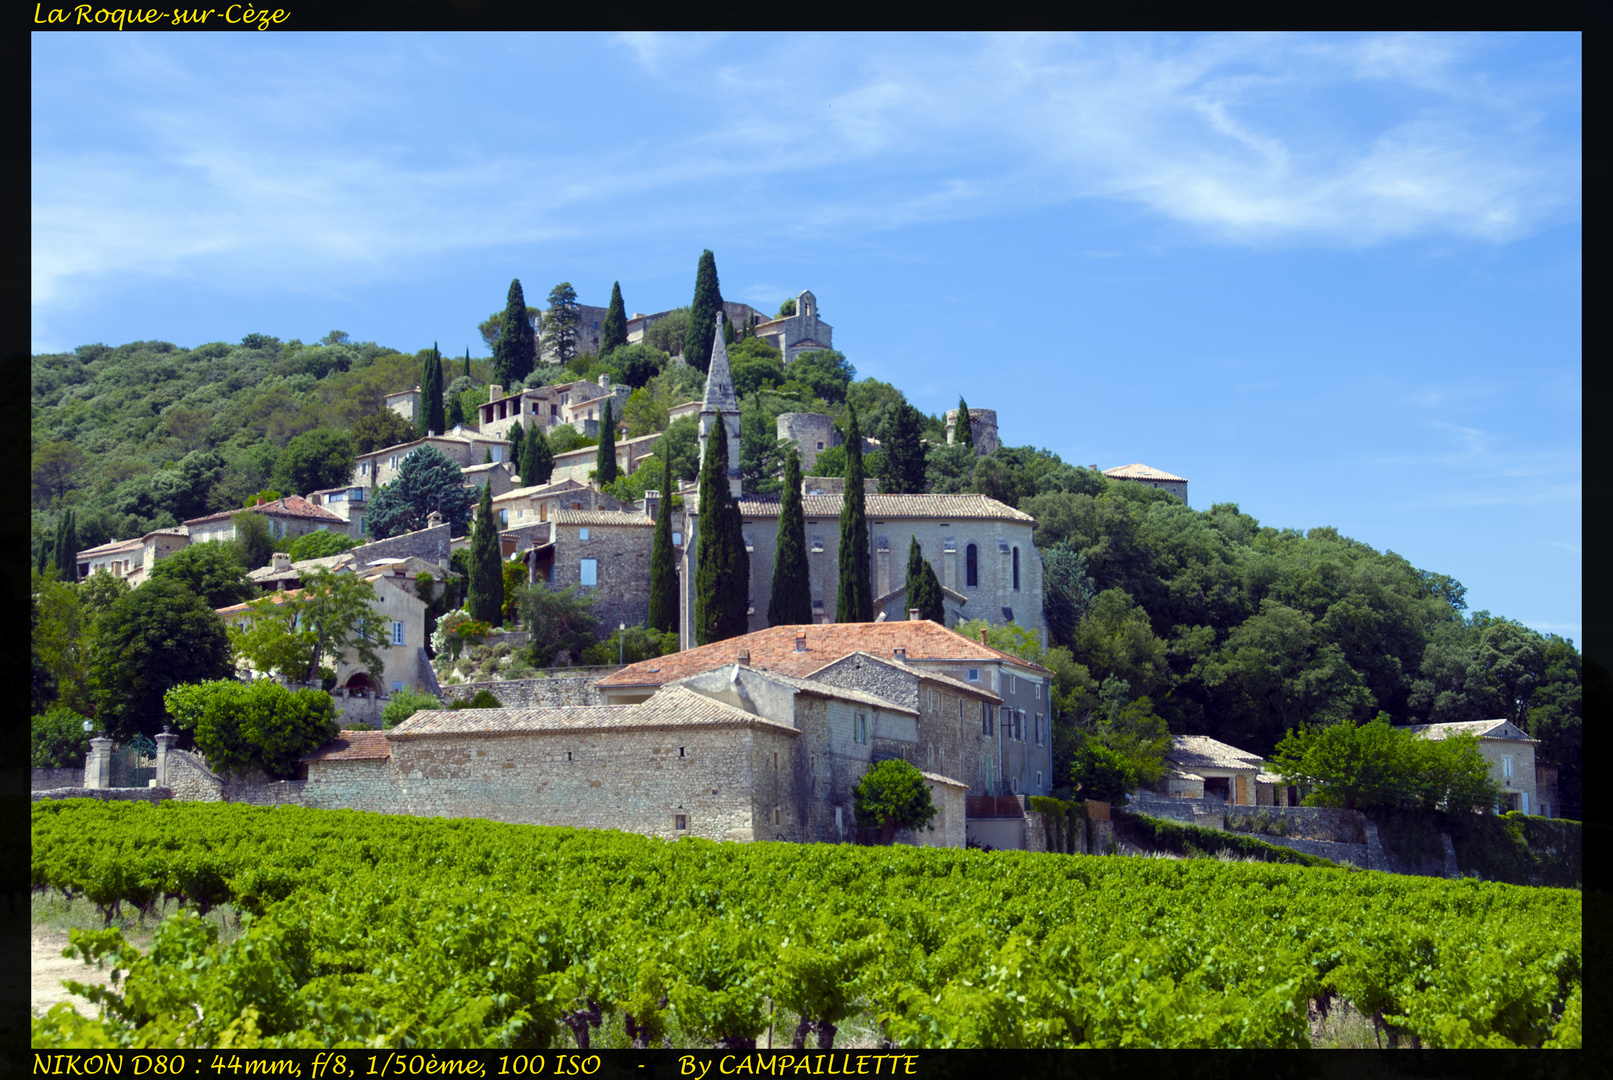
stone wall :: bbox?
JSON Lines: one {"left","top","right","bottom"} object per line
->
{"left": 163, "top": 749, "right": 225, "bottom": 802}
{"left": 439, "top": 676, "right": 603, "bottom": 709}
{"left": 32, "top": 786, "right": 171, "bottom": 804}
{"left": 1254, "top": 835, "right": 1370, "bottom": 867}
{"left": 1226, "top": 804, "right": 1367, "bottom": 844}
{"left": 550, "top": 520, "right": 654, "bottom": 631}
{"left": 32, "top": 767, "right": 83, "bottom": 791}
{"left": 354, "top": 523, "right": 452, "bottom": 568}
{"left": 777, "top": 413, "right": 839, "bottom": 475}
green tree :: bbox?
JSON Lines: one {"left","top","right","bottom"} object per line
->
{"left": 418, "top": 344, "right": 446, "bottom": 437}
{"left": 835, "top": 404, "right": 872, "bottom": 623}
{"left": 147, "top": 541, "right": 256, "bottom": 609}
{"left": 522, "top": 422, "right": 554, "bottom": 487}
{"left": 777, "top": 297, "right": 797, "bottom": 317}
{"left": 656, "top": 415, "right": 701, "bottom": 484}
{"left": 32, "top": 441, "right": 86, "bottom": 506}
{"left": 739, "top": 393, "right": 788, "bottom": 495}
{"left": 382, "top": 686, "right": 444, "bottom": 728}
{"left": 956, "top": 397, "right": 974, "bottom": 448}
{"left": 544, "top": 282, "right": 582, "bottom": 367}
{"left": 852, "top": 759, "right": 938, "bottom": 844}
{"left": 644, "top": 307, "right": 690, "bottom": 359}
{"left": 78, "top": 570, "right": 132, "bottom": 623}
{"left": 364, "top": 445, "right": 477, "bottom": 539}
{"left": 694, "top": 417, "right": 749, "bottom": 645}
{"left": 788, "top": 350, "right": 855, "bottom": 404}
{"left": 648, "top": 456, "right": 679, "bottom": 634}
{"left": 606, "top": 343, "right": 668, "bottom": 391}
{"left": 32, "top": 705, "right": 94, "bottom": 768}
{"left": 903, "top": 536, "right": 944, "bottom": 624}
{"left": 350, "top": 409, "right": 416, "bottom": 455}
{"left": 226, "top": 568, "right": 388, "bottom": 686}
{"left": 1272, "top": 713, "right": 1499, "bottom": 813}
{"left": 1070, "top": 742, "right": 1137, "bottom": 805}
{"left": 596, "top": 399, "right": 619, "bottom": 485}
{"left": 53, "top": 509, "right": 78, "bottom": 581}
{"left": 768, "top": 449, "right": 812, "bottom": 627}
{"left": 92, "top": 579, "right": 235, "bottom": 741}
{"left": 601, "top": 281, "right": 628, "bottom": 355}
{"left": 508, "top": 421, "right": 526, "bottom": 481}
{"left": 516, "top": 584, "right": 600, "bottom": 666}
{"left": 467, "top": 482, "right": 503, "bottom": 625}
{"left": 271, "top": 428, "right": 356, "bottom": 496}
{"left": 493, "top": 279, "right": 538, "bottom": 386}
{"left": 32, "top": 567, "right": 92, "bottom": 718}
{"left": 164, "top": 679, "right": 339, "bottom": 779}
{"left": 283, "top": 530, "right": 362, "bottom": 562}
{"left": 875, "top": 402, "right": 927, "bottom": 495}
{"left": 230, "top": 511, "right": 276, "bottom": 571}
{"left": 687, "top": 250, "right": 722, "bottom": 374}
{"left": 581, "top": 625, "right": 679, "bottom": 667}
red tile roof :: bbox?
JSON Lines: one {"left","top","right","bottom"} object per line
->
{"left": 598, "top": 620, "right": 1050, "bottom": 690}
{"left": 301, "top": 729, "right": 392, "bottom": 763}
{"left": 185, "top": 495, "right": 346, "bottom": 527}
{"left": 1103, "top": 463, "right": 1188, "bottom": 483}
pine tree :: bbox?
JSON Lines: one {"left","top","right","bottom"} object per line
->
{"left": 694, "top": 418, "right": 749, "bottom": 645}
{"left": 601, "top": 281, "right": 628, "bottom": 355}
{"left": 904, "top": 535, "right": 945, "bottom": 623}
{"left": 956, "top": 396, "right": 974, "bottom": 448}
{"left": 508, "top": 421, "right": 526, "bottom": 482}
{"left": 836, "top": 404, "right": 873, "bottom": 623}
{"left": 687, "top": 250, "right": 722, "bottom": 374}
{"left": 596, "top": 399, "right": 618, "bottom": 486}
{"left": 768, "top": 448, "right": 812, "bottom": 627}
{"left": 493, "top": 279, "right": 537, "bottom": 386}
{"left": 544, "top": 282, "right": 581, "bottom": 367}
{"left": 647, "top": 456, "right": 678, "bottom": 634}
{"left": 524, "top": 423, "right": 554, "bottom": 486}
{"left": 467, "top": 482, "right": 503, "bottom": 626}
{"left": 876, "top": 401, "right": 927, "bottom": 494}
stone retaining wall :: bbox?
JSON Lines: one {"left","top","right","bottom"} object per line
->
{"left": 32, "top": 768, "right": 83, "bottom": 791}
{"left": 32, "top": 786, "right": 172, "bottom": 804}
{"left": 1226, "top": 804, "right": 1366, "bottom": 844}
{"left": 1254, "top": 835, "right": 1370, "bottom": 867}
{"left": 439, "top": 676, "right": 603, "bottom": 709}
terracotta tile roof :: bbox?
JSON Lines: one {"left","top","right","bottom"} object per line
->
{"left": 922, "top": 771, "right": 969, "bottom": 789}
{"left": 387, "top": 686, "right": 798, "bottom": 739}
{"left": 806, "top": 651, "right": 1001, "bottom": 702}
{"left": 689, "top": 492, "right": 1035, "bottom": 524}
{"left": 77, "top": 538, "right": 143, "bottom": 557}
{"left": 301, "top": 730, "right": 392, "bottom": 763}
{"left": 599, "top": 621, "right": 1050, "bottom": 690}
{"left": 1402, "top": 719, "right": 1537, "bottom": 743}
{"left": 1165, "top": 735, "right": 1264, "bottom": 772}
{"left": 1103, "top": 463, "right": 1188, "bottom": 483}
{"left": 551, "top": 510, "right": 655, "bottom": 527}
{"left": 216, "top": 590, "right": 302, "bottom": 616}
{"left": 493, "top": 479, "right": 588, "bottom": 503}
{"left": 184, "top": 495, "right": 346, "bottom": 527}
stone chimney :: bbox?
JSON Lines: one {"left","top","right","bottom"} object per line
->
{"left": 908, "top": 609, "right": 921, "bottom": 621}
{"left": 598, "top": 373, "right": 611, "bottom": 389}
{"left": 427, "top": 510, "right": 444, "bottom": 529}
{"left": 644, "top": 489, "right": 660, "bottom": 521}
{"left": 737, "top": 649, "right": 750, "bottom": 665}
{"left": 272, "top": 551, "right": 292, "bottom": 571}
{"left": 794, "top": 630, "right": 808, "bottom": 652}
{"left": 893, "top": 647, "right": 907, "bottom": 661}
{"left": 980, "top": 628, "right": 988, "bottom": 644}
{"left": 489, "top": 385, "right": 503, "bottom": 403}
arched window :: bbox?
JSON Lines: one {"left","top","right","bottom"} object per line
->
{"left": 965, "top": 543, "right": 978, "bottom": 587}
{"left": 1012, "top": 546, "right": 1020, "bottom": 590}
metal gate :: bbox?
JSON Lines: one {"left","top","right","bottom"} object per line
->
{"left": 109, "top": 734, "right": 157, "bottom": 788}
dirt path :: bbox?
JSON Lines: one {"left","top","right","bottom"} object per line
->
{"left": 32, "top": 927, "right": 113, "bottom": 1019}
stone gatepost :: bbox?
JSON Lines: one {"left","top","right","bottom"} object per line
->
{"left": 85, "top": 737, "right": 113, "bottom": 789}
{"left": 155, "top": 730, "right": 179, "bottom": 788}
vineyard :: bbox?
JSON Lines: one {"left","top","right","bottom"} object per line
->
{"left": 31, "top": 799, "right": 1581, "bottom": 1050}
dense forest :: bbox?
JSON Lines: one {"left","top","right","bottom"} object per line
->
{"left": 30, "top": 316, "right": 1585, "bottom": 815}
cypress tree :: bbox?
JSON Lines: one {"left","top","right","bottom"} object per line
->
{"left": 524, "top": 423, "right": 554, "bottom": 486}
{"left": 836, "top": 404, "right": 873, "bottom": 623}
{"left": 467, "top": 481, "right": 503, "bottom": 626}
{"left": 694, "top": 418, "right": 748, "bottom": 645}
{"left": 426, "top": 343, "right": 446, "bottom": 436}
{"left": 904, "top": 535, "right": 944, "bottom": 623}
{"left": 36, "top": 537, "right": 50, "bottom": 575}
{"left": 508, "top": 421, "right": 526, "bottom": 482}
{"left": 768, "top": 448, "right": 812, "bottom": 627}
{"left": 723, "top": 313, "right": 734, "bottom": 345}
{"left": 464, "top": 348, "right": 471, "bottom": 380}
{"left": 956, "top": 396, "right": 974, "bottom": 448}
{"left": 647, "top": 455, "right": 678, "bottom": 634}
{"left": 54, "top": 510, "right": 78, "bottom": 582}
{"left": 448, "top": 391, "right": 465, "bottom": 429}
{"left": 876, "top": 401, "right": 927, "bottom": 494}
{"left": 493, "top": 279, "right": 537, "bottom": 387}
{"left": 687, "top": 250, "right": 722, "bottom": 374}
{"left": 600, "top": 281, "right": 628, "bottom": 355}
{"left": 596, "top": 399, "right": 618, "bottom": 486}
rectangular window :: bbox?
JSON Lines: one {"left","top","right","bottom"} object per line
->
{"left": 579, "top": 527, "right": 590, "bottom": 539}
{"left": 854, "top": 713, "right": 868, "bottom": 744}
{"left": 772, "top": 751, "right": 779, "bottom": 770}
{"left": 579, "top": 559, "right": 598, "bottom": 586}
{"left": 360, "top": 461, "right": 370, "bottom": 474}
{"left": 498, "top": 510, "right": 508, "bottom": 527}
{"left": 967, "top": 668, "right": 979, "bottom": 682}
{"left": 1503, "top": 756, "right": 1513, "bottom": 779}
{"left": 392, "top": 622, "right": 405, "bottom": 646}
{"left": 1000, "top": 706, "right": 1013, "bottom": 735}
{"left": 1009, "top": 673, "right": 1017, "bottom": 693}
{"left": 1016, "top": 710, "right": 1025, "bottom": 741}
{"left": 392, "top": 680, "right": 403, "bottom": 693}
{"left": 672, "top": 531, "right": 683, "bottom": 546}
{"left": 674, "top": 814, "right": 688, "bottom": 831}
{"left": 982, "top": 701, "right": 993, "bottom": 736}
{"left": 1036, "top": 681, "right": 1042, "bottom": 700}
{"left": 811, "top": 535, "right": 824, "bottom": 552}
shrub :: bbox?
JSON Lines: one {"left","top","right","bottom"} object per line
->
{"left": 448, "top": 690, "right": 503, "bottom": 710}
{"left": 164, "top": 680, "right": 339, "bottom": 780}
{"left": 381, "top": 687, "right": 443, "bottom": 728}
{"left": 852, "top": 759, "right": 938, "bottom": 844}
{"left": 32, "top": 706, "right": 93, "bottom": 769}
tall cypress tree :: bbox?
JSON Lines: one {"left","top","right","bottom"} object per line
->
{"left": 601, "top": 281, "right": 628, "bottom": 355}
{"left": 467, "top": 481, "right": 503, "bottom": 626}
{"left": 836, "top": 404, "right": 872, "bottom": 623}
{"left": 508, "top": 421, "right": 526, "bottom": 481}
{"left": 596, "top": 399, "right": 618, "bottom": 486}
{"left": 36, "top": 537, "right": 50, "bottom": 575}
{"left": 464, "top": 348, "right": 471, "bottom": 380}
{"left": 956, "top": 396, "right": 974, "bottom": 448}
{"left": 54, "top": 510, "right": 78, "bottom": 582}
{"left": 723, "top": 313, "right": 734, "bottom": 345}
{"left": 768, "top": 448, "right": 811, "bottom": 627}
{"left": 524, "top": 423, "right": 554, "bottom": 487}
{"left": 687, "top": 250, "right": 722, "bottom": 374}
{"left": 694, "top": 418, "right": 748, "bottom": 645}
{"left": 647, "top": 456, "right": 678, "bottom": 633}
{"left": 493, "top": 279, "right": 537, "bottom": 387}
{"left": 876, "top": 401, "right": 927, "bottom": 494}
{"left": 427, "top": 343, "right": 447, "bottom": 436}
{"left": 904, "top": 535, "right": 944, "bottom": 623}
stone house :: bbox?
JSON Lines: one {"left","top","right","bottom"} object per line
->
{"left": 524, "top": 509, "right": 657, "bottom": 632}
{"left": 944, "top": 408, "right": 1001, "bottom": 456}
{"left": 548, "top": 433, "right": 660, "bottom": 487}
{"left": 624, "top": 301, "right": 766, "bottom": 352}
{"left": 1404, "top": 719, "right": 1542, "bottom": 815}
{"left": 596, "top": 619, "right": 1055, "bottom": 800}
{"left": 77, "top": 527, "right": 190, "bottom": 585}
{"left": 477, "top": 378, "right": 632, "bottom": 442}
{"left": 385, "top": 386, "right": 420, "bottom": 424}
{"left": 184, "top": 496, "right": 351, "bottom": 546}
{"left": 305, "top": 485, "right": 369, "bottom": 536}
{"left": 1102, "top": 464, "right": 1189, "bottom": 505}
{"left": 751, "top": 290, "right": 834, "bottom": 365}
{"left": 351, "top": 430, "right": 512, "bottom": 491}
{"left": 461, "top": 462, "right": 520, "bottom": 498}
{"left": 492, "top": 479, "right": 628, "bottom": 530}
{"left": 215, "top": 566, "right": 432, "bottom": 696}
{"left": 1157, "top": 735, "right": 1269, "bottom": 806}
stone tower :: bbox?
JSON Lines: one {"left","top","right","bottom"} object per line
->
{"left": 697, "top": 311, "right": 743, "bottom": 499}
{"left": 945, "top": 407, "right": 1000, "bottom": 456}
{"left": 776, "top": 412, "right": 840, "bottom": 474}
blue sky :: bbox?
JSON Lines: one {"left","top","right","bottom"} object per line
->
{"left": 31, "top": 32, "right": 1581, "bottom": 642}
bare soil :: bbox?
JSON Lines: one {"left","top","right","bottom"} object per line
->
{"left": 31, "top": 926, "right": 112, "bottom": 1019}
